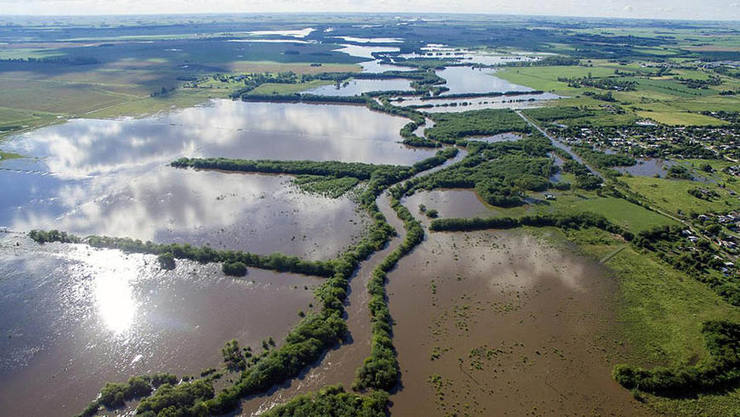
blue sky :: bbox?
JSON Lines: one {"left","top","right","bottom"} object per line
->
{"left": 0, "top": 0, "right": 738, "bottom": 21}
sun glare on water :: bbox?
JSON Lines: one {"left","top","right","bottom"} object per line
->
{"left": 69, "top": 246, "right": 141, "bottom": 335}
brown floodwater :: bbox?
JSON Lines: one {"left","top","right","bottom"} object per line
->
{"left": 0, "top": 234, "right": 322, "bottom": 417}
{"left": 386, "top": 228, "right": 654, "bottom": 416}
{"left": 236, "top": 191, "right": 408, "bottom": 416}
{"left": 404, "top": 189, "right": 496, "bottom": 219}
{"left": 236, "top": 152, "right": 467, "bottom": 415}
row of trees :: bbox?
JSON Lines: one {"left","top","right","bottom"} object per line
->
{"left": 429, "top": 212, "right": 626, "bottom": 236}
{"left": 262, "top": 384, "right": 388, "bottom": 417}
{"left": 31, "top": 231, "right": 335, "bottom": 278}
{"left": 425, "top": 109, "right": 531, "bottom": 144}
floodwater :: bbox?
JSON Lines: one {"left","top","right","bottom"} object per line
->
{"left": 0, "top": 235, "right": 321, "bottom": 417}
{"left": 0, "top": 168, "right": 367, "bottom": 260}
{"left": 387, "top": 229, "right": 654, "bottom": 416}
{"left": 334, "top": 44, "right": 400, "bottom": 59}
{"left": 0, "top": 100, "right": 438, "bottom": 257}
{"left": 236, "top": 193, "right": 406, "bottom": 416}
{"left": 393, "top": 92, "right": 560, "bottom": 112}
{"left": 436, "top": 67, "right": 533, "bottom": 95}
{"left": 2, "top": 100, "right": 425, "bottom": 166}
{"left": 359, "top": 60, "right": 415, "bottom": 73}
{"left": 303, "top": 78, "right": 413, "bottom": 96}
{"left": 403, "top": 189, "right": 496, "bottom": 219}
{"left": 616, "top": 158, "right": 675, "bottom": 177}
{"left": 333, "top": 36, "right": 403, "bottom": 43}
{"left": 467, "top": 132, "right": 522, "bottom": 144}
{"left": 235, "top": 152, "right": 466, "bottom": 416}
{"left": 400, "top": 45, "right": 538, "bottom": 66}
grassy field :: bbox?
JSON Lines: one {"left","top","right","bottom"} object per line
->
{"left": 497, "top": 63, "right": 737, "bottom": 126}
{"left": 551, "top": 195, "right": 677, "bottom": 232}
{"left": 636, "top": 110, "right": 728, "bottom": 126}
{"left": 539, "top": 226, "right": 740, "bottom": 368}
{"left": 622, "top": 175, "right": 740, "bottom": 217}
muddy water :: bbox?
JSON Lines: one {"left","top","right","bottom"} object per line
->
{"left": 303, "top": 78, "right": 412, "bottom": 96}
{"left": 0, "top": 235, "right": 321, "bottom": 417}
{"left": 387, "top": 229, "right": 653, "bottom": 416}
{"left": 237, "top": 192, "right": 406, "bottom": 416}
{"left": 404, "top": 189, "right": 495, "bottom": 219}
{"left": 237, "top": 151, "right": 465, "bottom": 415}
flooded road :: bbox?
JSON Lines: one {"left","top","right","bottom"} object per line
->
{"left": 386, "top": 229, "right": 653, "bottom": 416}
{"left": 0, "top": 234, "right": 321, "bottom": 417}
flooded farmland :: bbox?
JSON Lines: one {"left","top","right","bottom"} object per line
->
{"left": 386, "top": 229, "right": 653, "bottom": 416}
{"left": 0, "top": 235, "right": 321, "bottom": 417}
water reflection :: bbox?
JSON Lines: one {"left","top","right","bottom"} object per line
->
{"left": 399, "top": 45, "right": 538, "bottom": 66}
{"left": 359, "top": 60, "right": 414, "bottom": 73}
{"left": 334, "top": 44, "right": 399, "bottom": 59}
{"left": 303, "top": 78, "right": 412, "bottom": 96}
{"left": 0, "top": 100, "right": 435, "bottom": 258}
{"left": 67, "top": 248, "right": 140, "bottom": 334}
{"left": 3, "top": 100, "right": 423, "bottom": 177}
{"left": 436, "top": 67, "right": 533, "bottom": 95}
{"left": 0, "top": 236, "right": 321, "bottom": 416}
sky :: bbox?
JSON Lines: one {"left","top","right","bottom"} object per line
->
{"left": 0, "top": 0, "right": 738, "bottom": 21}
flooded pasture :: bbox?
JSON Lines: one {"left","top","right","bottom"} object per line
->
{"left": 0, "top": 235, "right": 321, "bottom": 417}
{"left": 616, "top": 158, "right": 675, "bottom": 177}
{"left": 386, "top": 229, "right": 652, "bottom": 416}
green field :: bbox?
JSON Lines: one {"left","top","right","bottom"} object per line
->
{"left": 622, "top": 175, "right": 740, "bottom": 217}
